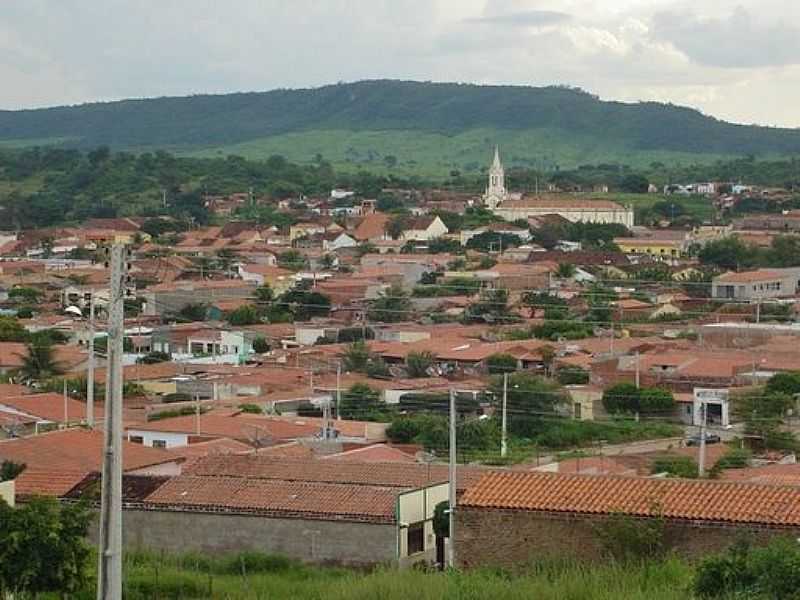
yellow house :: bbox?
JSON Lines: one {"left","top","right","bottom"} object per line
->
{"left": 614, "top": 237, "right": 684, "bottom": 258}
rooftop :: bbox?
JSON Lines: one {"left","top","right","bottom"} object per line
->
{"left": 461, "top": 471, "right": 800, "bottom": 526}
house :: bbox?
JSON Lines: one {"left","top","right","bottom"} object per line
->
{"left": 0, "top": 393, "right": 101, "bottom": 433}
{"left": 92, "top": 455, "right": 491, "bottom": 568}
{"left": 0, "top": 428, "right": 181, "bottom": 499}
{"left": 456, "top": 471, "right": 800, "bottom": 569}
{"left": 141, "top": 280, "right": 258, "bottom": 317}
{"left": 322, "top": 231, "right": 358, "bottom": 252}
{"left": 401, "top": 216, "right": 449, "bottom": 242}
{"left": 352, "top": 213, "right": 391, "bottom": 243}
{"left": 712, "top": 268, "right": 800, "bottom": 301}
{"left": 237, "top": 264, "right": 294, "bottom": 293}
{"left": 614, "top": 234, "right": 687, "bottom": 259}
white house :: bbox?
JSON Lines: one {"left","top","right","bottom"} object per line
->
{"left": 401, "top": 216, "right": 449, "bottom": 242}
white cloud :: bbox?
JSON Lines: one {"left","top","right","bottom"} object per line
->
{"left": 0, "top": 0, "right": 797, "bottom": 127}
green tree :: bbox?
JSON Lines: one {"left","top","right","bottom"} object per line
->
{"left": 17, "top": 340, "right": 64, "bottom": 383}
{"left": 136, "top": 351, "right": 171, "bottom": 364}
{"left": 489, "top": 372, "right": 566, "bottom": 437}
{"left": 342, "top": 340, "right": 371, "bottom": 373}
{"left": 602, "top": 382, "right": 641, "bottom": 414}
{"left": 638, "top": 388, "right": 676, "bottom": 414}
{"left": 339, "top": 383, "right": 382, "bottom": 420}
{"left": 252, "top": 337, "right": 270, "bottom": 353}
{"left": 368, "top": 284, "right": 412, "bottom": 323}
{"left": 0, "top": 460, "right": 25, "bottom": 482}
{"left": 556, "top": 263, "right": 577, "bottom": 279}
{"left": 486, "top": 353, "right": 517, "bottom": 375}
{"left": 177, "top": 303, "right": 207, "bottom": 322}
{"left": 405, "top": 351, "right": 435, "bottom": 378}
{"left": 227, "top": 304, "right": 261, "bottom": 326}
{"left": 384, "top": 214, "right": 408, "bottom": 240}
{"left": 698, "top": 237, "right": 754, "bottom": 270}
{"left": 619, "top": 173, "right": 650, "bottom": 193}
{"left": 765, "top": 371, "right": 800, "bottom": 396}
{"left": 254, "top": 285, "right": 274, "bottom": 303}
{"left": 0, "top": 496, "right": 92, "bottom": 597}
{"left": 0, "top": 316, "right": 29, "bottom": 342}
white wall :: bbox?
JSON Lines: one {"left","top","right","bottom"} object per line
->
{"left": 127, "top": 430, "right": 189, "bottom": 449}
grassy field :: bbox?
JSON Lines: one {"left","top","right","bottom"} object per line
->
{"left": 598, "top": 192, "right": 717, "bottom": 222}
{"left": 183, "top": 128, "right": 734, "bottom": 178}
{"left": 56, "top": 550, "right": 698, "bottom": 600}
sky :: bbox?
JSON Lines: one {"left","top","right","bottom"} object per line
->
{"left": 0, "top": 0, "right": 798, "bottom": 127}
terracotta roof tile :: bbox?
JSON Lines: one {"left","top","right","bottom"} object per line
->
{"left": 13, "top": 467, "right": 88, "bottom": 498}
{"left": 461, "top": 471, "right": 800, "bottom": 526}
{"left": 184, "top": 454, "right": 488, "bottom": 491}
{"left": 145, "top": 475, "right": 398, "bottom": 523}
{"left": 0, "top": 428, "right": 176, "bottom": 474}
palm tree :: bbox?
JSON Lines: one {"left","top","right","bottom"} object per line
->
{"left": 17, "top": 341, "right": 64, "bottom": 384}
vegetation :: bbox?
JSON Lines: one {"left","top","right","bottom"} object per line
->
{"left": 5, "top": 81, "right": 800, "bottom": 178}
{"left": 486, "top": 353, "right": 518, "bottom": 375}
{"left": 0, "top": 460, "right": 25, "bottom": 482}
{"left": 135, "top": 351, "right": 171, "bottom": 364}
{"left": 695, "top": 537, "right": 800, "bottom": 599}
{"left": 15, "top": 339, "right": 64, "bottom": 383}
{"left": 0, "top": 497, "right": 92, "bottom": 598}
{"left": 368, "top": 284, "right": 413, "bottom": 323}
{"left": 405, "top": 351, "right": 435, "bottom": 378}
{"left": 602, "top": 383, "right": 676, "bottom": 416}
{"left": 651, "top": 455, "right": 698, "bottom": 478}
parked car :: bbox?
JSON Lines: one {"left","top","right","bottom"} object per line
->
{"left": 685, "top": 433, "right": 721, "bottom": 446}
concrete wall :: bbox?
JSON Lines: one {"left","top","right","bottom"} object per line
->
{"left": 0, "top": 480, "right": 14, "bottom": 506}
{"left": 112, "top": 509, "right": 397, "bottom": 567}
{"left": 456, "top": 507, "right": 800, "bottom": 569}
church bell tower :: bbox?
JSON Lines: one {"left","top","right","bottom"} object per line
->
{"left": 484, "top": 146, "right": 507, "bottom": 209}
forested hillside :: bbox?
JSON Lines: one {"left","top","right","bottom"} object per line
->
{"left": 1, "top": 81, "right": 799, "bottom": 174}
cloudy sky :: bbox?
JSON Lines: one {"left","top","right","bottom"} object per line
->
{"left": 1, "top": 0, "right": 798, "bottom": 127}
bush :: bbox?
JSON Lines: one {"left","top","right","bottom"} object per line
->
{"left": 695, "top": 537, "right": 800, "bottom": 599}
{"left": 594, "top": 513, "right": 664, "bottom": 563}
{"left": 405, "top": 351, "right": 435, "bottom": 378}
{"left": 486, "top": 353, "right": 517, "bottom": 375}
{"left": 252, "top": 337, "right": 270, "bottom": 353}
{"left": 238, "top": 403, "right": 263, "bottom": 414}
{"left": 709, "top": 447, "right": 752, "bottom": 477}
{"left": 557, "top": 367, "right": 590, "bottom": 385}
{"left": 651, "top": 455, "right": 698, "bottom": 478}
{"left": 602, "top": 383, "right": 641, "bottom": 414}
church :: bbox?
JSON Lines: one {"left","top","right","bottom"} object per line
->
{"left": 483, "top": 147, "right": 634, "bottom": 228}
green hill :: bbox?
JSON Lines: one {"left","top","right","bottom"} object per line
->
{"left": 1, "top": 80, "right": 799, "bottom": 175}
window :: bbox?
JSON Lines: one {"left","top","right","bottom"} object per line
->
{"left": 152, "top": 439, "right": 167, "bottom": 449}
{"left": 129, "top": 435, "right": 144, "bottom": 444}
{"left": 407, "top": 522, "right": 425, "bottom": 555}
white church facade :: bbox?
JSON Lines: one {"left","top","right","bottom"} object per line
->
{"left": 483, "top": 148, "right": 634, "bottom": 228}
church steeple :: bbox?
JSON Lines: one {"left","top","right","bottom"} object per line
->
{"left": 484, "top": 145, "right": 507, "bottom": 209}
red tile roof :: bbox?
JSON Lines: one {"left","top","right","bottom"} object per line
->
{"left": 460, "top": 471, "right": 800, "bottom": 526}
{"left": 322, "top": 443, "right": 417, "bottom": 463}
{"left": 0, "top": 393, "right": 101, "bottom": 424}
{"left": 144, "top": 475, "right": 398, "bottom": 523}
{"left": 184, "top": 455, "right": 488, "bottom": 491}
{"left": 128, "top": 414, "right": 322, "bottom": 443}
{"left": 0, "top": 428, "right": 176, "bottom": 474}
{"left": 13, "top": 467, "right": 88, "bottom": 498}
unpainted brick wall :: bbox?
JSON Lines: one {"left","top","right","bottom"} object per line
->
{"left": 456, "top": 507, "right": 800, "bottom": 569}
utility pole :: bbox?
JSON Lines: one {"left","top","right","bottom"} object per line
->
{"left": 447, "top": 388, "right": 457, "bottom": 569}
{"left": 336, "top": 362, "right": 342, "bottom": 421}
{"left": 634, "top": 351, "right": 640, "bottom": 389}
{"left": 698, "top": 401, "right": 707, "bottom": 478}
{"left": 97, "top": 244, "right": 125, "bottom": 600}
{"left": 195, "top": 394, "right": 201, "bottom": 435}
{"left": 87, "top": 299, "right": 95, "bottom": 428}
{"left": 501, "top": 373, "right": 508, "bottom": 458}
{"left": 63, "top": 379, "right": 68, "bottom": 427}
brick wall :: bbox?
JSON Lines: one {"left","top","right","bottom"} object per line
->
{"left": 456, "top": 507, "right": 800, "bottom": 569}
{"left": 88, "top": 508, "right": 398, "bottom": 567}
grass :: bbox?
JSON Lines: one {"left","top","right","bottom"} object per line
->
{"left": 182, "top": 127, "right": 736, "bottom": 177}
{"left": 597, "top": 192, "right": 717, "bottom": 221}
{"left": 52, "top": 549, "right": 700, "bottom": 600}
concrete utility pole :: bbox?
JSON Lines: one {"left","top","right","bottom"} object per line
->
{"left": 87, "top": 299, "right": 95, "bottom": 428}
{"left": 698, "top": 402, "right": 707, "bottom": 478}
{"left": 336, "top": 362, "right": 342, "bottom": 421}
{"left": 97, "top": 244, "right": 126, "bottom": 600}
{"left": 634, "top": 351, "right": 641, "bottom": 389}
{"left": 62, "top": 379, "right": 68, "bottom": 427}
{"left": 501, "top": 373, "right": 508, "bottom": 458}
{"left": 447, "top": 388, "right": 457, "bottom": 569}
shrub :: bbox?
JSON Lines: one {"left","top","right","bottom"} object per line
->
{"left": 238, "top": 403, "right": 263, "bottom": 414}
{"left": 651, "top": 455, "right": 698, "bottom": 478}
{"left": 486, "top": 353, "right": 517, "bottom": 374}
{"left": 695, "top": 537, "right": 800, "bottom": 599}
{"left": 136, "top": 351, "right": 171, "bottom": 364}
{"left": 594, "top": 513, "right": 665, "bottom": 563}
{"left": 405, "top": 351, "right": 435, "bottom": 378}
{"left": 251, "top": 337, "right": 270, "bottom": 353}
{"left": 557, "top": 367, "right": 590, "bottom": 385}
{"left": 602, "top": 383, "right": 640, "bottom": 414}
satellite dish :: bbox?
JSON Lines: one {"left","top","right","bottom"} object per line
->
{"left": 64, "top": 305, "right": 83, "bottom": 317}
